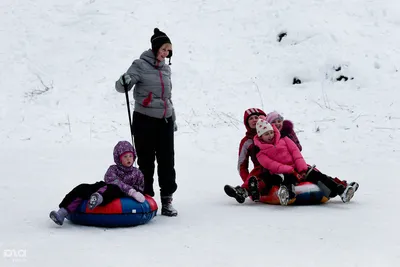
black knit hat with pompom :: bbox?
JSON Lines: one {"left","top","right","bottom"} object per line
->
{"left": 150, "top": 28, "right": 172, "bottom": 59}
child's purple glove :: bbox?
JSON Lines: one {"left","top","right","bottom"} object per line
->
{"left": 128, "top": 189, "right": 145, "bottom": 203}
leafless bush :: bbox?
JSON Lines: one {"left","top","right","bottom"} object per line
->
{"left": 24, "top": 74, "right": 53, "bottom": 100}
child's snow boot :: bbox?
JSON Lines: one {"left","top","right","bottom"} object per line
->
{"left": 161, "top": 195, "right": 178, "bottom": 217}
{"left": 277, "top": 185, "right": 290, "bottom": 206}
{"left": 248, "top": 176, "right": 260, "bottom": 202}
{"left": 349, "top": 182, "right": 359, "bottom": 192}
{"left": 88, "top": 192, "right": 103, "bottom": 210}
{"left": 340, "top": 185, "right": 355, "bottom": 203}
{"left": 49, "top": 208, "right": 68, "bottom": 226}
{"left": 224, "top": 185, "right": 248, "bottom": 204}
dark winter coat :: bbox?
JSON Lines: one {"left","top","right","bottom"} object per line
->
{"left": 281, "top": 120, "right": 302, "bottom": 151}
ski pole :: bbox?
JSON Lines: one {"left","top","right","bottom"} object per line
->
{"left": 122, "top": 76, "right": 134, "bottom": 146}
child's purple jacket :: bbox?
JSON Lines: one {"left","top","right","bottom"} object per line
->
{"left": 104, "top": 141, "right": 144, "bottom": 194}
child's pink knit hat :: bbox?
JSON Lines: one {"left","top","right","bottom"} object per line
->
{"left": 266, "top": 111, "right": 283, "bottom": 123}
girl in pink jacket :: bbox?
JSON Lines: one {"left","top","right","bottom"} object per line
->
{"left": 264, "top": 111, "right": 359, "bottom": 191}
{"left": 253, "top": 117, "right": 355, "bottom": 205}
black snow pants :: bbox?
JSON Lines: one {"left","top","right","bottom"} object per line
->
{"left": 305, "top": 168, "right": 345, "bottom": 197}
{"left": 132, "top": 112, "right": 177, "bottom": 197}
{"left": 259, "top": 171, "right": 298, "bottom": 195}
{"left": 59, "top": 181, "right": 125, "bottom": 212}
{"left": 259, "top": 168, "right": 344, "bottom": 198}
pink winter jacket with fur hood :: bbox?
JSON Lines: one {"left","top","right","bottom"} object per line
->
{"left": 254, "top": 124, "right": 308, "bottom": 174}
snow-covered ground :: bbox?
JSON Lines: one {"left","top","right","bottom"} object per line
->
{"left": 1, "top": 0, "right": 400, "bottom": 266}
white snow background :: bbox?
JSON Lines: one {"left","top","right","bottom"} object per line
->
{"left": 1, "top": 0, "right": 400, "bottom": 266}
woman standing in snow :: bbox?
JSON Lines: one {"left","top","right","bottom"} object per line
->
{"left": 115, "top": 28, "right": 178, "bottom": 217}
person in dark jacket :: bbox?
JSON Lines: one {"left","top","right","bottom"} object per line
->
{"left": 115, "top": 28, "right": 178, "bottom": 216}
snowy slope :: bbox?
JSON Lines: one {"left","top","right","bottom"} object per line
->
{"left": 1, "top": 0, "right": 400, "bottom": 266}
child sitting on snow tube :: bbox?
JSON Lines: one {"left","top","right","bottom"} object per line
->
{"left": 224, "top": 109, "right": 358, "bottom": 204}
{"left": 247, "top": 117, "right": 356, "bottom": 205}
{"left": 49, "top": 141, "right": 145, "bottom": 226}
{"left": 265, "top": 111, "right": 359, "bottom": 191}
{"left": 224, "top": 108, "right": 294, "bottom": 203}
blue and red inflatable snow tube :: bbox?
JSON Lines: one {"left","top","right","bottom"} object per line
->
{"left": 67, "top": 195, "right": 158, "bottom": 227}
{"left": 259, "top": 181, "right": 329, "bottom": 205}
